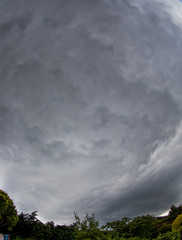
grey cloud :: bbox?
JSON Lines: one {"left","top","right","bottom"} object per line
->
{"left": 100, "top": 160, "right": 182, "bottom": 222}
{"left": 91, "top": 139, "right": 111, "bottom": 151}
{"left": 1, "top": 0, "right": 182, "bottom": 225}
{"left": 0, "top": 12, "right": 32, "bottom": 37}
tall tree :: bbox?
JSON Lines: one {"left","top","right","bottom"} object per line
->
{"left": 73, "top": 212, "right": 103, "bottom": 239}
{"left": 168, "top": 204, "right": 182, "bottom": 222}
{"left": 0, "top": 189, "right": 19, "bottom": 232}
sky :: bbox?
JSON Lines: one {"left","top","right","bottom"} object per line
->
{"left": 1, "top": 0, "right": 182, "bottom": 225}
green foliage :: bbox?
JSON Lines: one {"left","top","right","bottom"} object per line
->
{"left": 74, "top": 212, "right": 99, "bottom": 230}
{"left": 3, "top": 189, "right": 182, "bottom": 240}
{"left": 13, "top": 238, "right": 35, "bottom": 240}
{"left": 168, "top": 205, "right": 182, "bottom": 222}
{"left": 0, "top": 189, "right": 19, "bottom": 231}
{"left": 95, "top": 236, "right": 150, "bottom": 240}
{"left": 154, "top": 216, "right": 172, "bottom": 236}
{"left": 172, "top": 214, "right": 182, "bottom": 232}
{"left": 127, "top": 215, "right": 157, "bottom": 239}
{"left": 73, "top": 212, "right": 103, "bottom": 240}
{"left": 13, "top": 211, "right": 39, "bottom": 239}
{"left": 104, "top": 215, "right": 157, "bottom": 239}
{"left": 13, "top": 212, "right": 76, "bottom": 240}
{"left": 52, "top": 225, "right": 76, "bottom": 240}
{"left": 103, "top": 217, "right": 131, "bottom": 237}
{"left": 155, "top": 231, "right": 181, "bottom": 240}
{"left": 157, "top": 223, "right": 171, "bottom": 234}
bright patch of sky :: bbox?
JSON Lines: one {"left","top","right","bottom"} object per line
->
{"left": 154, "top": 0, "right": 182, "bottom": 28}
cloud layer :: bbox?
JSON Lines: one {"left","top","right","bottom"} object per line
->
{"left": 0, "top": 0, "right": 182, "bottom": 224}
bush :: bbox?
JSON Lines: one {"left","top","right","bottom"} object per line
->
{"left": 156, "top": 231, "right": 181, "bottom": 240}
{"left": 172, "top": 214, "right": 182, "bottom": 232}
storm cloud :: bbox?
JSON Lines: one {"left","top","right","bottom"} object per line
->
{"left": 0, "top": 0, "right": 182, "bottom": 225}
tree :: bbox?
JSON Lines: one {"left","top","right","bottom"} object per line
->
{"left": 168, "top": 204, "right": 182, "bottom": 222}
{"left": 172, "top": 214, "right": 182, "bottom": 232}
{"left": 73, "top": 212, "right": 103, "bottom": 239}
{"left": 156, "top": 231, "right": 181, "bottom": 240}
{"left": 13, "top": 211, "right": 45, "bottom": 239}
{"left": 53, "top": 225, "right": 76, "bottom": 240}
{"left": 0, "top": 189, "right": 19, "bottom": 232}
{"left": 127, "top": 215, "right": 157, "bottom": 239}
{"left": 103, "top": 217, "right": 131, "bottom": 238}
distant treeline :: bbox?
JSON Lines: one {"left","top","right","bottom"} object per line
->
{"left": 1, "top": 189, "right": 182, "bottom": 239}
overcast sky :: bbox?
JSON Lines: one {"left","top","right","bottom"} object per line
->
{"left": 1, "top": 0, "right": 182, "bottom": 225}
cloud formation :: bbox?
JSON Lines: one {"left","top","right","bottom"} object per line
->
{"left": 0, "top": 0, "right": 182, "bottom": 224}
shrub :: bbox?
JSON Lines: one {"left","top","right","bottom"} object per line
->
{"left": 156, "top": 231, "right": 181, "bottom": 240}
{"left": 172, "top": 214, "right": 182, "bottom": 232}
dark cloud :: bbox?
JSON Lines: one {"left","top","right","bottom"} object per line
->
{"left": 0, "top": 0, "right": 182, "bottom": 225}
{"left": 100, "top": 156, "right": 182, "bottom": 222}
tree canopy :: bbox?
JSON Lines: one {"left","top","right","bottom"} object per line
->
{"left": 0, "top": 189, "right": 19, "bottom": 232}
{"left": 2, "top": 189, "right": 182, "bottom": 239}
